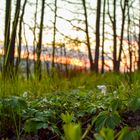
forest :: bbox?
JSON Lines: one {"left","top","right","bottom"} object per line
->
{"left": 0, "top": 0, "right": 140, "bottom": 139}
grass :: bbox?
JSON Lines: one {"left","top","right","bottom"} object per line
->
{"left": 0, "top": 71, "right": 140, "bottom": 139}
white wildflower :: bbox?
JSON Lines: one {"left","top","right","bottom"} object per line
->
{"left": 97, "top": 85, "right": 107, "bottom": 94}
{"left": 113, "top": 90, "right": 117, "bottom": 94}
{"left": 23, "top": 91, "right": 28, "bottom": 98}
{"left": 42, "top": 98, "right": 48, "bottom": 103}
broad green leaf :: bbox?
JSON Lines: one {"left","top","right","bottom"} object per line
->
{"left": 106, "top": 111, "right": 121, "bottom": 129}
{"left": 128, "top": 97, "right": 140, "bottom": 111}
{"left": 61, "top": 112, "right": 74, "bottom": 124}
{"left": 63, "top": 123, "right": 82, "bottom": 140}
{"left": 94, "top": 111, "right": 109, "bottom": 131}
{"left": 100, "top": 127, "right": 114, "bottom": 140}
{"left": 94, "top": 111, "right": 121, "bottom": 131}
{"left": 118, "top": 127, "right": 139, "bottom": 140}
{"left": 110, "top": 99, "right": 123, "bottom": 112}
{"left": 94, "top": 134, "right": 104, "bottom": 140}
{"left": 24, "top": 119, "right": 48, "bottom": 133}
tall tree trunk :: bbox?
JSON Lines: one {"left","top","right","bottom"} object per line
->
{"left": 33, "top": 0, "right": 38, "bottom": 70}
{"left": 35, "top": 0, "right": 45, "bottom": 80}
{"left": 4, "top": 0, "right": 21, "bottom": 78}
{"left": 127, "top": 1, "right": 132, "bottom": 72}
{"left": 15, "top": 0, "right": 27, "bottom": 74}
{"left": 82, "top": 0, "right": 94, "bottom": 71}
{"left": 23, "top": 22, "right": 30, "bottom": 80}
{"left": 101, "top": 0, "right": 106, "bottom": 73}
{"left": 94, "top": 0, "right": 101, "bottom": 73}
{"left": 137, "top": 0, "right": 140, "bottom": 70}
{"left": 3, "top": 0, "right": 12, "bottom": 78}
{"left": 113, "top": 0, "right": 117, "bottom": 71}
{"left": 117, "top": 0, "right": 127, "bottom": 71}
{"left": 52, "top": 0, "right": 57, "bottom": 68}
{"left": 63, "top": 44, "right": 68, "bottom": 77}
{"left": 107, "top": 0, "right": 117, "bottom": 72}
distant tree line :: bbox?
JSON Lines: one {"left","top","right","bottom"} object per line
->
{"left": 1, "top": 0, "right": 140, "bottom": 79}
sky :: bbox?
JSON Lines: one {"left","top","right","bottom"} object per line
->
{"left": 0, "top": 0, "right": 139, "bottom": 45}
{"left": 0, "top": 0, "right": 139, "bottom": 70}
{"left": 0, "top": 0, "right": 139, "bottom": 44}
{"left": 0, "top": 0, "right": 98, "bottom": 45}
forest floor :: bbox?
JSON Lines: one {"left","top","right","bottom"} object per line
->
{"left": 122, "top": 109, "right": 140, "bottom": 127}
{"left": 0, "top": 72, "right": 140, "bottom": 140}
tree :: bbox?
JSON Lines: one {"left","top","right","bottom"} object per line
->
{"left": 52, "top": 0, "right": 58, "bottom": 68}
{"left": 94, "top": 0, "right": 101, "bottom": 73}
{"left": 137, "top": 0, "right": 140, "bottom": 70}
{"left": 117, "top": 0, "right": 128, "bottom": 71}
{"left": 35, "top": 0, "right": 45, "bottom": 80}
{"left": 15, "top": 0, "right": 27, "bottom": 74}
{"left": 57, "top": 0, "right": 94, "bottom": 71}
{"left": 138, "top": 20, "right": 140, "bottom": 69}
{"left": 107, "top": 0, "right": 117, "bottom": 72}
{"left": 3, "top": 0, "right": 21, "bottom": 78}
{"left": 82, "top": 0, "right": 94, "bottom": 71}
{"left": 3, "top": 0, "right": 12, "bottom": 77}
{"left": 21, "top": 21, "right": 30, "bottom": 79}
{"left": 101, "top": 0, "right": 106, "bottom": 73}
{"left": 127, "top": 0, "right": 134, "bottom": 72}
{"left": 33, "top": 0, "right": 39, "bottom": 67}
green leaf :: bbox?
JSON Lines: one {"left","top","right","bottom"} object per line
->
{"left": 118, "top": 127, "right": 139, "bottom": 140}
{"left": 24, "top": 118, "right": 48, "bottom": 133}
{"left": 100, "top": 127, "right": 114, "bottom": 140}
{"left": 128, "top": 97, "right": 140, "bottom": 111}
{"left": 3, "top": 96, "right": 27, "bottom": 110}
{"left": 61, "top": 112, "right": 74, "bottom": 124}
{"left": 94, "top": 111, "right": 121, "bottom": 131}
{"left": 63, "top": 123, "right": 82, "bottom": 140}
{"left": 50, "top": 124, "right": 61, "bottom": 135}
{"left": 94, "top": 111, "right": 109, "bottom": 131}
{"left": 110, "top": 99, "right": 122, "bottom": 112}
{"left": 94, "top": 134, "right": 104, "bottom": 140}
{"left": 106, "top": 112, "right": 121, "bottom": 129}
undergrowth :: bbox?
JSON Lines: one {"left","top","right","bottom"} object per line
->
{"left": 0, "top": 71, "right": 140, "bottom": 139}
